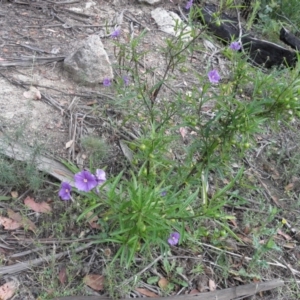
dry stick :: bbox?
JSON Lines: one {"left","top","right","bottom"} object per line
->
{"left": 14, "top": 0, "right": 79, "bottom": 5}
{"left": 43, "top": 92, "right": 68, "bottom": 113}
{"left": 218, "top": 2, "right": 266, "bottom": 71}
{"left": 71, "top": 114, "right": 78, "bottom": 161}
{"left": 275, "top": 12, "right": 298, "bottom": 32}
{"left": 177, "top": 5, "right": 188, "bottom": 22}
{"left": 61, "top": 8, "right": 92, "bottom": 18}
{"left": 5, "top": 236, "right": 91, "bottom": 244}
{"left": 12, "top": 43, "right": 54, "bottom": 54}
{"left": 233, "top": 0, "right": 244, "bottom": 50}
{"left": 0, "top": 243, "right": 13, "bottom": 251}
{"left": 68, "top": 97, "right": 79, "bottom": 161}
{"left": 25, "top": 23, "right": 109, "bottom": 29}
{"left": 199, "top": 241, "right": 300, "bottom": 276}
{"left": 45, "top": 0, "right": 80, "bottom": 4}
{"left": 124, "top": 13, "right": 149, "bottom": 31}
{"left": 0, "top": 74, "right": 116, "bottom": 102}
{"left": 243, "top": 159, "right": 300, "bottom": 242}
{"left": 51, "top": 279, "right": 284, "bottom": 300}
{"left": 138, "top": 280, "right": 160, "bottom": 295}
{"left": 51, "top": 6, "right": 92, "bottom": 25}
{"left": 53, "top": 12, "right": 69, "bottom": 26}
{"left": 256, "top": 141, "right": 272, "bottom": 157}
{"left": 255, "top": 172, "right": 282, "bottom": 208}
{"left": 68, "top": 113, "right": 75, "bottom": 161}
{"left": 277, "top": 257, "right": 299, "bottom": 286}
{"left": 118, "top": 255, "right": 163, "bottom": 287}
{"left": 9, "top": 246, "right": 48, "bottom": 258}
{"left": 12, "top": 29, "right": 37, "bottom": 42}
{"left": 78, "top": 114, "right": 85, "bottom": 157}
{"left": 0, "top": 242, "right": 94, "bottom": 275}
{"left": 16, "top": 189, "right": 31, "bottom": 202}
{"left": 0, "top": 56, "right": 65, "bottom": 67}
{"left": 61, "top": 13, "right": 92, "bottom": 24}
{"left": 224, "top": 203, "right": 273, "bottom": 214}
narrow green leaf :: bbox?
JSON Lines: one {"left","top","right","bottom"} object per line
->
{"left": 147, "top": 276, "right": 159, "bottom": 285}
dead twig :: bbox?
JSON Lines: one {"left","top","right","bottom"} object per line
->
{"left": 119, "top": 255, "right": 163, "bottom": 288}
{"left": 51, "top": 279, "right": 284, "bottom": 300}
{"left": 0, "top": 56, "right": 65, "bottom": 67}
{"left": 0, "top": 242, "right": 95, "bottom": 275}
{"left": 199, "top": 241, "right": 300, "bottom": 275}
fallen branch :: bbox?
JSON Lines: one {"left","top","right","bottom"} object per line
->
{"left": 0, "top": 56, "right": 65, "bottom": 67}
{"left": 52, "top": 279, "right": 284, "bottom": 300}
{"left": 0, "top": 242, "right": 94, "bottom": 275}
{"left": 0, "top": 137, "right": 75, "bottom": 186}
{"left": 280, "top": 26, "right": 300, "bottom": 51}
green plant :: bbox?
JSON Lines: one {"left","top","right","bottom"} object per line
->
{"left": 76, "top": 168, "right": 198, "bottom": 267}
{"left": 59, "top": 13, "right": 300, "bottom": 270}
{"left": 81, "top": 136, "right": 109, "bottom": 167}
{"left": 35, "top": 258, "right": 85, "bottom": 299}
{"left": 249, "top": 0, "right": 300, "bottom": 40}
{"left": 0, "top": 156, "right": 44, "bottom": 192}
{"left": 248, "top": 206, "right": 282, "bottom": 270}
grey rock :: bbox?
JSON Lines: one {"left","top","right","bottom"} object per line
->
{"left": 151, "top": 8, "right": 193, "bottom": 41}
{"left": 64, "top": 35, "right": 113, "bottom": 87}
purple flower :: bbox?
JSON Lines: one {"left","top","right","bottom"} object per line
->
{"left": 111, "top": 27, "right": 121, "bottom": 38}
{"left": 59, "top": 182, "right": 72, "bottom": 200}
{"left": 208, "top": 70, "right": 221, "bottom": 84}
{"left": 229, "top": 41, "right": 241, "bottom": 51}
{"left": 74, "top": 170, "right": 98, "bottom": 192}
{"left": 123, "top": 75, "right": 130, "bottom": 86}
{"left": 185, "top": 0, "right": 193, "bottom": 10}
{"left": 95, "top": 169, "right": 106, "bottom": 193}
{"left": 161, "top": 191, "right": 167, "bottom": 197}
{"left": 103, "top": 78, "right": 111, "bottom": 87}
{"left": 95, "top": 169, "right": 106, "bottom": 185}
{"left": 168, "top": 232, "right": 180, "bottom": 246}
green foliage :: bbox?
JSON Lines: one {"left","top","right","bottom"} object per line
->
{"left": 0, "top": 156, "right": 44, "bottom": 192}
{"left": 81, "top": 136, "right": 109, "bottom": 167}
{"left": 71, "top": 13, "right": 300, "bottom": 268}
{"left": 35, "top": 257, "right": 85, "bottom": 299}
{"left": 78, "top": 168, "right": 198, "bottom": 267}
{"left": 252, "top": 0, "right": 300, "bottom": 38}
{"left": 4, "top": 2, "right": 300, "bottom": 297}
{"left": 0, "top": 132, "right": 48, "bottom": 192}
{"left": 245, "top": 0, "right": 262, "bottom": 31}
{"left": 260, "top": 0, "right": 300, "bottom": 28}
{"left": 248, "top": 206, "right": 281, "bottom": 269}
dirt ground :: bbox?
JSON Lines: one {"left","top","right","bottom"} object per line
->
{"left": 0, "top": 0, "right": 188, "bottom": 158}
{"left": 0, "top": 0, "right": 300, "bottom": 299}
